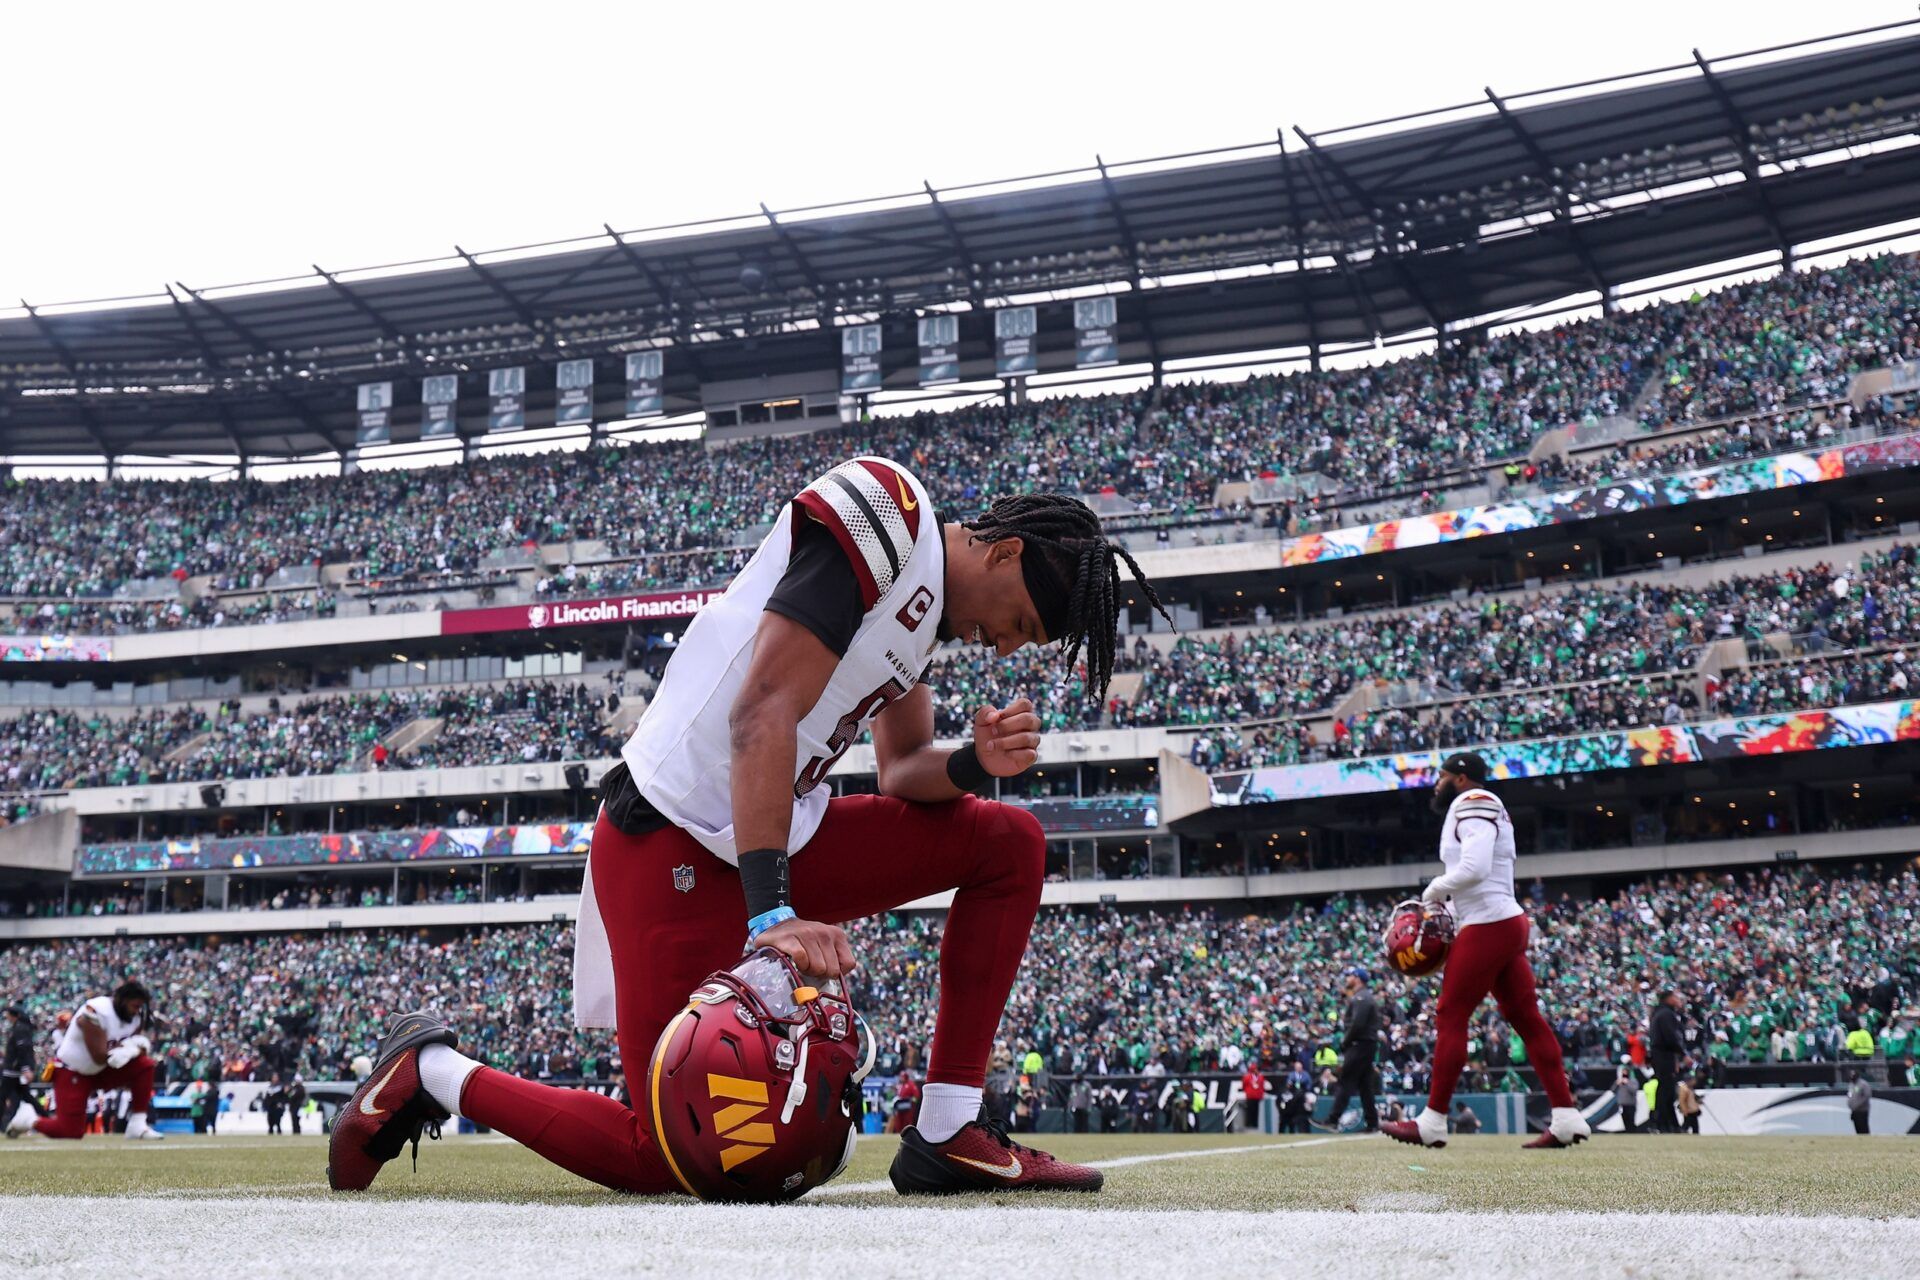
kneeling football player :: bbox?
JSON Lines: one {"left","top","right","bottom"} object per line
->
{"left": 9, "top": 980, "right": 165, "bottom": 1141}
{"left": 330, "top": 463, "right": 1167, "bottom": 1196}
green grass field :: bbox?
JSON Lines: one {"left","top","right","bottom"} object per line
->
{"left": 4, "top": 1132, "right": 1917, "bottom": 1279}
{"left": 2, "top": 1131, "right": 1912, "bottom": 1216}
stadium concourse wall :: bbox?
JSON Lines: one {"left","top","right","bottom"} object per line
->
{"left": 44, "top": 724, "right": 1184, "bottom": 819}
{"left": 5, "top": 825, "right": 1911, "bottom": 942}
{"left": 69, "top": 794, "right": 1157, "bottom": 877}
{"left": 6, "top": 426, "right": 1919, "bottom": 667}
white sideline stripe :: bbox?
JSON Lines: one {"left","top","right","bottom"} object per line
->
{"left": 811, "top": 1134, "right": 1362, "bottom": 1196}
{"left": 1, "top": 1196, "right": 1914, "bottom": 1280}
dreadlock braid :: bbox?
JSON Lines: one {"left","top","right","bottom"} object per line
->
{"left": 961, "top": 493, "right": 1173, "bottom": 697}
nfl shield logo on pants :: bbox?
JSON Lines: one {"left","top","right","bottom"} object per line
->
{"left": 672, "top": 864, "right": 696, "bottom": 893}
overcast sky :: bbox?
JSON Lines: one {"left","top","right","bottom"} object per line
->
{"left": 0, "top": 1, "right": 1903, "bottom": 307}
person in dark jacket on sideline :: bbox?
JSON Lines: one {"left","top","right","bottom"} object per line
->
{"left": 1649, "top": 990, "right": 1685, "bottom": 1133}
{"left": 1318, "top": 968, "right": 1382, "bottom": 1132}
{"left": 0, "top": 1005, "right": 45, "bottom": 1130}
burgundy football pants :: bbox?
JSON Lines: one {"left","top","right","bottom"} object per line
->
{"left": 34, "top": 1057, "right": 154, "bottom": 1139}
{"left": 1425, "top": 913, "right": 1575, "bottom": 1113}
{"left": 460, "top": 792, "right": 1044, "bottom": 1194}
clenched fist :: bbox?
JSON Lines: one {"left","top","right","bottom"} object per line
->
{"left": 974, "top": 697, "right": 1042, "bottom": 776}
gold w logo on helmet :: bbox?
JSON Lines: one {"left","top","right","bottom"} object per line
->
{"left": 707, "top": 1074, "right": 776, "bottom": 1171}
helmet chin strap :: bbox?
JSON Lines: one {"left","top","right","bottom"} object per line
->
{"left": 780, "top": 1025, "right": 812, "bottom": 1125}
{"left": 781, "top": 1008, "right": 875, "bottom": 1125}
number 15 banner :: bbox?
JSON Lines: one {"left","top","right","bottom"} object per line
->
{"left": 842, "top": 324, "right": 882, "bottom": 392}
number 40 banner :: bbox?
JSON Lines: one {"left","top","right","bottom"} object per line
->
{"left": 918, "top": 314, "right": 959, "bottom": 386}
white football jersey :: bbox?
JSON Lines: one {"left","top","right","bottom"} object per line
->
{"left": 620, "top": 455, "right": 946, "bottom": 865}
{"left": 1436, "top": 788, "right": 1524, "bottom": 928}
{"left": 578, "top": 457, "right": 946, "bottom": 1030}
{"left": 56, "top": 995, "right": 145, "bottom": 1075}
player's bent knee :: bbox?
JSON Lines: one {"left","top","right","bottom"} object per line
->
{"left": 982, "top": 802, "right": 1045, "bottom": 893}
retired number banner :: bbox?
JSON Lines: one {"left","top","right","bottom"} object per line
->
{"left": 918, "top": 314, "right": 960, "bottom": 386}
{"left": 1074, "top": 296, "right": 1118, "bottom": 369}
{"left": 555, "top": 358, "right": 595, "bottom": 427}
{"left": 625, "top": 351, "right": 664, "bottom": 417}
{"left": 841, "top": 323, "right": 882, "bottom": 393}
{"left": 488, "top": 366, "right": 526, "bottom": 432}
{"left": 420, "top": 374, "right": 459, "bottom": 439}
{"left": 355, "top": 381, "right": 393, "bottom": 445}
{"left": 995, "top": 306, "right": 1037, "bottom": 377}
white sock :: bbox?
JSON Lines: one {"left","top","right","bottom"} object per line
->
{"left": 915, "top": 1083, "right": 984, "bottom": 1143}
{"left": 417, "top": 1044, "right": 482, "bottom": 1117}
{"left": 1418, "top": 1106, "right": 1449, "bottom": 1134}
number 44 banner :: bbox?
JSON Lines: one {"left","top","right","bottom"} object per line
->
{"left": 488, "top": 366, "right": 526, "bottom": 432}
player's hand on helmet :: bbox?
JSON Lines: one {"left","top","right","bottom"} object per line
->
{"left": 757, "top": 917, "right": 857, "bottom": 979}
{"left": 105, "top": 1036, "right": 149, "bottom": 1070}
{"left": 974, "top": 698, "right": 1042, "bottom": 776}
{"left": 1420, "top": 881, "right": 1447, "bottom": 907}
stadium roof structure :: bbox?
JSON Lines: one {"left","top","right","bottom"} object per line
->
{"left": 4, "top": 20, "right": 1920, "bottom": 460}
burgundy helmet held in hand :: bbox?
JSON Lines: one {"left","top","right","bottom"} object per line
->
{"left": 1383, "top": 899, "right": 1455, "bottom": 978}
{"left": 648, "top": 947, "right": 874, "bottom": 1202}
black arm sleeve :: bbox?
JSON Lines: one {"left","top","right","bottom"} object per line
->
{"left": 765, "top": 513, "right": 866, "bottom": 657}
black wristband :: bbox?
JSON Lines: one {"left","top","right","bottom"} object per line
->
{"left": 945, "top": 742, "right": 991, "bottom": 792}
{"left": 738, "top": 847, "right": 792, "bottom": 919}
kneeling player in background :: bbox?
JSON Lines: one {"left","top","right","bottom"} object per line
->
{"left": 330, "top": 467, "right": 1168, "bottom": 1197}
{"left": 8, "top": 980, "right": 165, "bottom": 1141}
{"left": 1382, "top": 753, "right": 1590, "bottom": 1150}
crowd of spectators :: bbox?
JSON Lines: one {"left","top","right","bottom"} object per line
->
{"left": 403, "top": 679, "right": 621, "bottom": 769}
{"left": 924, "top": 637, "right": 1151, "bottom": 736}
{"left": 3, "top": 254, "right": 1913, "bottom": 608}
{"left": 1529, "top": 407, "right": 1846, "bottom": 494}
{"left": 0, "top": 925, "right": 615, "bottom": 1087}
{"left": 1637, "top": 254, "right": 1920, "bottom": 431}
{"left": 0, "top": 678, "right": 620, "bottom": 791}
{"left": 1, "top": 589, "right": 341, "bottom": 638}
{"left": 6, "top": 543, "right": 1913, "bottom": 790}
{"left": 1710, "top": 649, "right": 1913, "bottom": 718}
{"left": 1335, "top": 674, "right": 1696, "bottom": 756}
{"left": 851, "top": 862, "right": 1915, "bottom": 1091}
{"left": 0, "top": 861, "right": 1908, "bottom": 1095}
{"left": 1125, "top": 542, "right": 1918, "bottom": 745}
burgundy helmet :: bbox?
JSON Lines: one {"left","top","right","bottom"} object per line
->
{"left": 648, "top": 948, "right": 874, "bottom": 1202}
{"left": 1383, "top": 899, "right": 1455, "bottom": 978}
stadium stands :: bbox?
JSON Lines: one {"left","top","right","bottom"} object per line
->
{"left": 2, "top": 253, "right": 1914, "bottom": 618}
{"left": 2, "top": 677, "right": 623, "bottom": 791}
{"left": 0, "top": 861, "right": 1909, "bottom": 1089}
{"left": 8, "top": 543, "right": 1913, "bottom": 792}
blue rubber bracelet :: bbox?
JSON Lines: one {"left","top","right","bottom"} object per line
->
{"left": 747, "top": 905, "right": 797, "bottom": 942}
